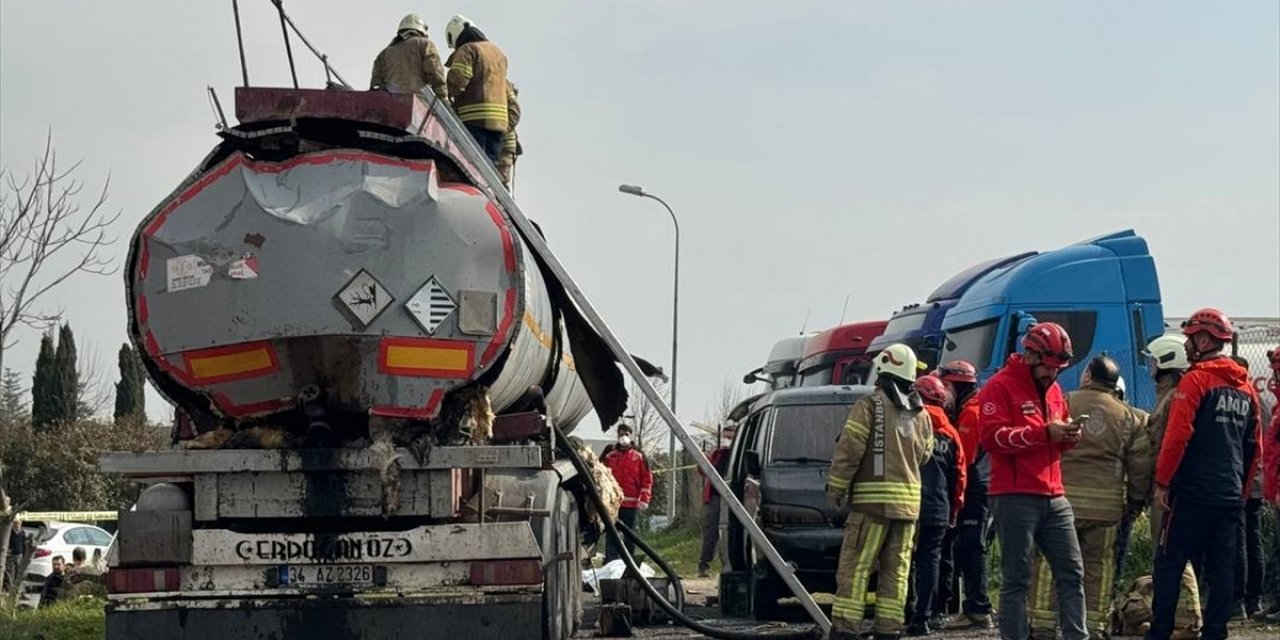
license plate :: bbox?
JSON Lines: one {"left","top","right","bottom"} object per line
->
{"left": 278, "top": 564, "right": 377, "bottom": 586}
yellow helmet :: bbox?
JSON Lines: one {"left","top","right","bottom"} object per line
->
{"left": 873, "top": 344, "right": 922, "bottom": 383}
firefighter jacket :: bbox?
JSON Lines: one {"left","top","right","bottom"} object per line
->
{"left": 446, "top": 41, "right": 510, "bottom": 132}
{"left": 825, "top": 388, "right": 933, "bottom": 521}
{"left": 919, "top": 404, "right": 968, "bottom": 526}
{"left": 370, "top": 35, "right": 447, "bottom": 98}
{"left": 979, "top": 354, "right": 1075, "bottom": 497}
{"left": 603, "top": 446, "right": 653, "bottom": 509}
{"left": 1062, "top": 384, "right": 1154, "bottom": 523}
{"left": 1263, "top": 408, "right": 1280, "bottom": 504}
{"left": 1156, "top": 357, "right": 1262, "bottom": 506}
{"left": 503, "top": 82, "right": 521, "bottom": 154}
{"left": 1148, "top": 374, "right": 1181, "bottom": 456}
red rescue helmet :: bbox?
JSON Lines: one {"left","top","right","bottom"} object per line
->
{"left": 1181, "top": 308, "right": 1234, "bottom": 342}
{"left": 936, "top": 360, "right": 978, "bottom": 384}
{"left": 913, "top": 375, "right": 952, "bottom": 408}
{"left": 1022, "top": 322, "right": 1073, "bottom": 369}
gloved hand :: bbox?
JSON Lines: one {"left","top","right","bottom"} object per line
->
{"left": 825, "top": 486, "right": 847, "bottom": 511}
{"left": 636, "top": 501, "right": 649, "bottom": 512}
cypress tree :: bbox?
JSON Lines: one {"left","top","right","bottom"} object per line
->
{"left": 31, "top": 333, "right": 57, "bottom": 430}
{"left": 50, "top": 323, "right": 80, "bottom": 424}
{"left": 114, "top": 342, "right": 146, "bottom": 421}
{"left": 1, "top": 367, "right": 26, "bottom": 425}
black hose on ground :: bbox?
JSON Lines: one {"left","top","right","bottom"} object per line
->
{"left": 616, "top": 520, "right": 685, "bottom": 612}
{"left": 554, "top": 423, "right": 822, "bottom": 640}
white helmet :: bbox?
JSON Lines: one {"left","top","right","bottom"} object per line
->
{"left": 1145, "top": 335, "right": 1190, "bottom": 372}
{"left": 398, "top": 14, "right": 427, "bottom": 36}
{"left": 1116, "top": 375, "right": 1127, "bottom": 400}
{"left": 872, "top": 344, "right": 922, "bottom": 383}
{"left": 445, "top": 14, "right": 473, "bottom": 49}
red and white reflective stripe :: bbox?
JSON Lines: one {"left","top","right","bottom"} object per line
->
{"left": 106, "top": 567, "right": 181, "bottom": 594}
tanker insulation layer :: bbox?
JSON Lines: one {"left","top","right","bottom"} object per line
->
{"left": 127, "top": 88, "right": 631, "bottom": 438}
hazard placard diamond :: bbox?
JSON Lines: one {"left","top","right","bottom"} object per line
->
{"left": 336, "top": 269, "right": 393, "bottom": 328}
{"left": 406, "top": 276, "right": 457, "bottom": 335}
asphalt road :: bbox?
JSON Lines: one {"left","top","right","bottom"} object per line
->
{"left": 576, "top": 577, "right": 1280, "bottom": 639}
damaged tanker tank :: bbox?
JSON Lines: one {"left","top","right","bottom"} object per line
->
{"left": 128, "top": 88, "right": 624, "bottom": 445}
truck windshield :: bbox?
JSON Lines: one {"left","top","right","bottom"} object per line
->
{"left": 882, "top": 311, "right": 928, "bottom": 338}
{"left": 942, "top": 319, "right": 1000, "bottom": 371}
{"left": 769, "top": 403, "right": 853, "bottom": 464}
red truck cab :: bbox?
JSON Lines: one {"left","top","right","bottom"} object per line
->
{"left": 796, "top": 321, "right": 888, "bottom": 387}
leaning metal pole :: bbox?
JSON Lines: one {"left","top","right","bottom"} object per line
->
{"left": 419, "top": 89, "right": 831, "bottom": 635}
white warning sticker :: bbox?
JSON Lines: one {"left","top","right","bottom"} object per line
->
{"left": 166, "top": 255, "right": 213, "bottom": 292}
{"left": 229, "top": 256, "right": 260, "bottom": 280}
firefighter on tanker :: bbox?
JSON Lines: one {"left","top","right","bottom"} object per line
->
{"left": 370, "top": 14, "right": 448, "bottom": 99}
{"left": 826, "top": 344, "right": 934, "bottom": 640}
{"left": 1149, "top": 309, "right": 1262, "bottom": 640}
{"left": 1028, "top": 355, "right": 1153, "bottom": 640}
{"left": 906, "top": 374, "right": 967, "bottom": 637}
{"left": 445, "top": 15, "right": 511, "bottom": 165}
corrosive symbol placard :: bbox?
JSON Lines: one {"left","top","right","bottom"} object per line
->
{"left": 336, "top": 270, "right": 393, "bottom": 327}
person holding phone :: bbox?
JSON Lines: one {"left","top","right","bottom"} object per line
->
{"left": 978, "top": 322, "right": 1087, "bottom": 640}
{"left": 1028, "top": 355, "right": 1153, "bottom": 640}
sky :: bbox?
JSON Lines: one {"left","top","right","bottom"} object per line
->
{"left": 1, "top": 1, "right": 1277, "bottom": 441}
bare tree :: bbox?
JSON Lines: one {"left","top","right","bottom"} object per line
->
{"left": 0, "top": 133, "right": 118, "bottom": 375}
{"left": 0, "top": 134, "right": 117, "bottom": 598}
{"left": 76, "top": 338, "right": 113, "bottom": 418}
{"left": 623, "top": 379, "right": 669, "bottom": 460}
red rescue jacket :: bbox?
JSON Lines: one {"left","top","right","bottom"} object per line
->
{"left": 1264, "top": 409, "right": 1280, "bottom": 504}
{"left": 700, "top": 448, "right": 730, "bottom": 504}
{"left": 603, "top": 446, "right": 653, "bottom": 509}
{"left": 954, "top": 394, "right": 982, "bottom": 469}
{"left": 924, "top": 404, "right": 969, "bottom": 521}
{"left": 978, "top": 354, "right": 1074, "bottom": 497}
{"left": 1156, "top": 356, "right": 1262, "bottom": 505}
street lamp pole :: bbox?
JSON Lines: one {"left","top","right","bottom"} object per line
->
{"left": 618, "top": 184, "right": 679, "bottom": 522}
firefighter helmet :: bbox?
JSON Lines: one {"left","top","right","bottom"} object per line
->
{"left": 1022, "top": 322, "right": 1073, "bottom": 369}
{"left": 873, "top": 344, "right": 923, "bottom": 383}
{"left": 445, "top": 14, "right": 472, "bottom": 48}
{"left": 1145, "top": 335, "right": 1190, "bottom": 372}
{"left": 397, "top": 14, "right": 427, "bottom": 36}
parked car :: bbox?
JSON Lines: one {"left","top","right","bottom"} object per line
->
{"left": 724, "top": 385, "right": 869, "bottom": 618}
{"left": 17, "top": 521, "right": 114, "bottom": 608}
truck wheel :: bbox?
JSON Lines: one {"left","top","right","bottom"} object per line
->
{"left": 543, "top": 487, "right": 576, "bottom": 640}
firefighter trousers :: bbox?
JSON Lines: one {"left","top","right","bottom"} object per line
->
{"left": 833, "top": 512, "right": 917, "bottom": 634}
{"left": 1029, "top": 520, "right": 1117, "bottom": 639}
{"left": 1150, "top": 503, "right": 1202, "bottom": 634}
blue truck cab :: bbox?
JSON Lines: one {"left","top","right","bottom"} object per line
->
{"left": 938, "top": 230, "right": 1165, "bottom": 409}
{"left": 868, "top": 253, "right": 1036, "bottom": 370}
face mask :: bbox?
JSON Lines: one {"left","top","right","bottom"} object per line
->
{"left": 617, "top": 435, "right": 633, "bottom": 448}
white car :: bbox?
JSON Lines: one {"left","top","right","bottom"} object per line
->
{"left": 17, "top": 521, "right": 114, "bottom": 608}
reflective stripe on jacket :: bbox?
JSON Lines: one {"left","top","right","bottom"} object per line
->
{"left": 979, "top": 354, "right": 1074, "bottom": 497}
{"left": 827, "top": 389, "right": 933, "bottom": 521}
{"left": 446, "top": 41, "right": 509, "bottom": 131}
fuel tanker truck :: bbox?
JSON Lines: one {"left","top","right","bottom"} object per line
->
{"left": 97, "top": 87, "right": 648, "bottom": 640}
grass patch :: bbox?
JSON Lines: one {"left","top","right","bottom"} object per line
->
{"left": 0, "top": 598, "right": 105, "bottom": 640}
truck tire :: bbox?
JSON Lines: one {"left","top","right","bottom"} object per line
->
{"left": 543, "top": 487, "right": 578, "bottom": 640}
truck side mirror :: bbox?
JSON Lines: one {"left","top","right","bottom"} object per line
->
{"left": 744, "top": 450, "right": 762, "bottom": 476}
